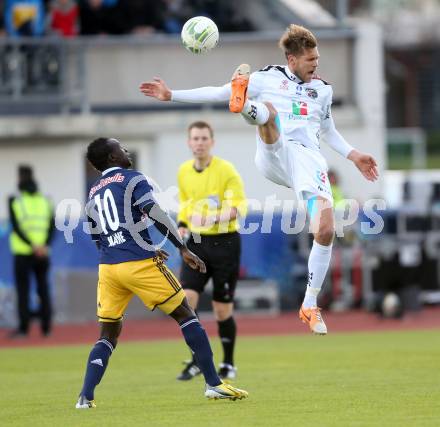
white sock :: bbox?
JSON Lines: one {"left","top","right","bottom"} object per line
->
{"left": 303, "top": 240, "right": 332, "bottom": 309}
{"left": 241, "top": 100, "right": 270, "bottom": 125}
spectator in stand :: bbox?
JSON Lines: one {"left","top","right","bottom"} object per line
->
{"left": 0, "top": 3, "right": 6, "bottom": 36}
{"left": 188, "top": 0, "right": 254, "bottom": 32}
{"left": 125, "top": 0, "right": 165, "bottom": 35}
{"left": 162, "top": 0, "right": 191, "bottom": 34}
{"left": 79, "top": 0, "right": 129, "bottom": 35}
{"left": 4, "top": 0, "right": 45, "bottom": 36}
{"left": 48, "top": 0, "right": 79, "bottom": 37}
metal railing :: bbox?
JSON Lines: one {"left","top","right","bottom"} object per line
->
{"left": 0, "top": 37, "right": 88, "bottom": 114}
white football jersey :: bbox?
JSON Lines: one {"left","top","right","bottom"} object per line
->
{"left": 247, "top": 65, "right": 333, "bottom": 153}
{"left": 171, "top": 64, "right": 352, "bottom": 159}
{"left": 170, "top": 64, "right": 353, "bottom": 200}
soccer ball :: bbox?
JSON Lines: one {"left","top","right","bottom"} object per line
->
{"left": 181, "top": 16, "right": 219, "bottom": 54}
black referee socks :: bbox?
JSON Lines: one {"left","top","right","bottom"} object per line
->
{"left": 217, "top": 316, "right": 237, "bottom": 366}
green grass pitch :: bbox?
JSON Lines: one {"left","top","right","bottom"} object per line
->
{"left": 1, "top": 330, "right": 439, "bottom": 426}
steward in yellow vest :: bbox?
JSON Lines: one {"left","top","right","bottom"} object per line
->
{"left": 8, "top": 166, "right": 54, "bottom": 338}
{"left": 10, "top": 191, "right": 53, "bottom": 255}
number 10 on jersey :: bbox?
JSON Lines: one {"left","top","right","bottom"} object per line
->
{"left": 94, "top": 189, "right": 120, "bottom": 235}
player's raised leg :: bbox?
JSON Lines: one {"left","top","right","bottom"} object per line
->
{"left": 169, "top": 298, "right": 248, "bottom": 400}
{"left": 229, "top": 64, "right": 281, "bottom": 147}
{"left": 76, "top": 321, "right": 122, "bottom": 408}
{"left": 299, "top": 195, "right": 334, "bottom": 335}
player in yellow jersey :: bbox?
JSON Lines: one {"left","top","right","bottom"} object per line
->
{"left": 176, "top": 121, "right": 247, "bottom": 381}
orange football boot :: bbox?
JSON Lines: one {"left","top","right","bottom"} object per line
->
{"left": 229, "top": 64, "right": 250, "bottom": 113}
{"left": 299, "top": 305, "right": 327, "bottom": 335}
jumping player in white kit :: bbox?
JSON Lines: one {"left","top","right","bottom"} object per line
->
{"left": 140, "top": 24, "right": 378, "bottom": 335}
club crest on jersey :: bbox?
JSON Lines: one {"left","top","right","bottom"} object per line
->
{"left": 279, "top": 79, "right": 289, "bottom": 91}
{"left": 296, "top": 85, "right": 303, "bottom": 95}
{"left": 292, "top": 101, "right": 308, "bottom": 116}
{"left": 306, "top": 88, "right": 318, "bottom": 99}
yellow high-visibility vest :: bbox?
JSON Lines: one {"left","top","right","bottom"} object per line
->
{"left": 10, "top": 192, "right": 52, "bottom": 255}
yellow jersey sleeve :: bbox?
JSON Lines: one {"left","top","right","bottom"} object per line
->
{"left": 177, "top": 165, "right": 190, "bottom": 227}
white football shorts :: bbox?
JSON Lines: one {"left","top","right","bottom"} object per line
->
{"left": 254, "top": 132, "right": 333, "bottom": 204}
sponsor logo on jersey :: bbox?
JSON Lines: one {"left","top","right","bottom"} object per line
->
{"left": 89, "top": 173, "right": 125, "bottom": 199}
{"left": 292, "top": 101, "right": 308, "bottom": 116}
{"left": 279, "top": 79, "right": 289, "bottom": 91}
{"left": 306, "top": 88, "right": 318, "bottom": 99}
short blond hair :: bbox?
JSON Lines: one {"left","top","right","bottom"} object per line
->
{"left": 279, "top": 24, "right": 317, "bottom": 57}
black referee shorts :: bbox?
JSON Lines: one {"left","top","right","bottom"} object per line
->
{"left": 180, "top": 232, "right": 241, "bottom": 303}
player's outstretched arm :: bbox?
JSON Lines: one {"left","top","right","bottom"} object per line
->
{"left": 320, "top": 116, "right": 378, "bottom": 181}
{"left": 139, "top": 78, "right": 172, "bottom": 101}
{"left": 347, "top": 150, "right": 379, "bottom": 182}
{"left": 139, "top": 78, "right": 230, "bottom": 104}
{"left": 321, "top": 113, "right": 378, "bottom": 181}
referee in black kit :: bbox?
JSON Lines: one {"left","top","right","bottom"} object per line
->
{"left": 176, "top": 121, "right": 247, "bottom": 381}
